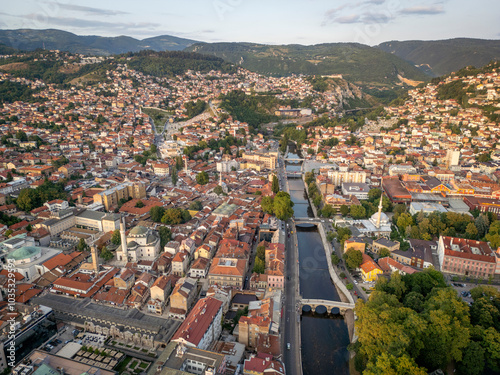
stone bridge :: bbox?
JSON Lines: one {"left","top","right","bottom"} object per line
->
{"left": 299, "top": 298, "right": 355, "bottom": 316}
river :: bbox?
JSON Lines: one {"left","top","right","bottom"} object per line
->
{"left": 286, "top": 152, "right": 350, "bottom": 375}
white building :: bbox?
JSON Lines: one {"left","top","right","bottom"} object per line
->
{"left": 116, "top": 225, "right": 161, "bottom": 262}
{"left": 171, "top": 297, "right": 224, "bottom": 350}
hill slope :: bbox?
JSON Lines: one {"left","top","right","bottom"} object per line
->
{"left": 0, "top": 29, "right": 198, "bottom": 55}
{"left": 377, "top": 38, "right": 500, "bottom": 77}
{"left": 185, "top": 42, "right": 430, "bottom": 86}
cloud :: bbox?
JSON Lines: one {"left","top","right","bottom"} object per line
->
{"left": 362, "top": 12, "right": 392, "bottom": 24}
{"left": 400, "top": 5, "right": 445, "bottom": 15}
{"left": 22, "top": 13, "right": 160, "bottom": 33}
{"left": 55, "top": 3, "right": 129, "bottom": 16}
{"left": 334, "top": 14, "right": 361, "bottom": 24}
{"left": 322, "top": 0, "right": 391, "bottom": 25}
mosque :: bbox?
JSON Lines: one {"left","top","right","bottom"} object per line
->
{"left": 115, "top": 218, "right": 161, "bottom": 262}
{"left": 334, "top": 194, "right": 392, "bottom": 238}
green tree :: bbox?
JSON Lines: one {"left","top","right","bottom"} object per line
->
{"left": 326, "top": 231, "right": 336, "bottom": 242}
{"left": 368, "top": 188, "right": 382, "bottom": 201}
{"left": 171, "top": 166, "right": 178, "bottom": 186}
{"left": 465, "top": 222, "right": 478, "bottom": 239}
{"left": 456, "top": 340, "right": 485, "bottom": 375}
{"left": 16, "top": 188, "right": 40, "bottom": 212}
{"left": 340, "top": 204, "right": 350, "bottom": 216}
{"left": 271, "top": 174, "right": 279, "bottom": 194}
{"left": 135, "top": 200, "right": 145, "bottom": 208}
{"left": 100, "top": 246, "right": 114, "bottom": 261}
{"left": 397, "top": 213, "right": 414, "bottom": 233}
{"left": 364, "top": 353, "right": 427, "bottom": 375}
{"left": 77, "top": 238, "right": 89, "bottom": 252}
{"left": 253, "top": 257, "right": 265, "bottom": 274}
{"left": 378, "top": 248, "right": 391, "bottom": 258}
{"left": 343, "top": 248, "right": 363, "bottom": 269}
{"left": 350, "top": 204, "right": 367, "bottom": 219}
{"left": 475, "top": 214, "right": 490, "bottom": 238}
{"left": 261, "top": 196, "right": 274, "bottom": 214}
{"left": 189, "top": 201, "right": 203, "bottom": 211}
{"left": 336, "top": 226, "right": 352, "bottom": 247}
{"left": 111, "top": 230, "right": 121, "bottom": 245}
{"left": 196, "top": 171, "right": 209, "bottom": 185}
{"left": 150, "top": 206, "right": 165, "bottom": 223}
{"left": 256, "top": 245, "right": 266, "bottom": 261}
{"left": 331, "top": 254, "right": 341, "bottom": 265}
{"left": 158, "top": 226, "right": 172, "bottom": 248}
{"left": 273, "top": 191, "right": 294, "bottom": 221}
{"left": 16, "top": 130, "right": 28, "bottom": 141}
{"left": 214, "top": 185, "right": 223, "bottom": 195}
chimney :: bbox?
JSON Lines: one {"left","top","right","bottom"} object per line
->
{"left": 91, "top": 246, "right": 99, "bottom": 274}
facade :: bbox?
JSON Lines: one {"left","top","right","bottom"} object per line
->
{"left": 151, "top": 161, "right": 170, "bottom": 176}
{"left": 341, "top": 183, "right": 371, "bottom": 200}
{"left": 169, "top": 277, "right": 198, "bottom": 319}
{"left": 372, "top": 238, "right": 400, "bottom": 253}
{"left": 409, "top": 202, "right": 448, "bottom": 215}
{"left": 172, "top": 251, "right": 190, "bottom": 276}
{"left": 241, "top": 152, "right": 277, "bottom": 170}
{"left": 171, "top": 297, "right": 224, "bottom": 350}
{"left": 343, "top": 237, "right": 367, "bottom": 253}
{"left": 116, "top": 225, "right": 161, "bottom": 262}
{"left": 160, "top": 342, "right": 227, "bottom": 375}
{"left": 359, "top": 253, "right": 383, "bottom": 282}
{"left": 327, "top": 169, "right": 367, "bottom": 187}
{"left": 208, "top": 258, "right": 246, "bottom": 288}
{"left": 93, "top": 181, "right": 146, "bottom": 211}
{"left": 392, "top": 239, "right": 436, "bottom": 269}
{"left": 189, "top": 257, "right": 210, "bottom": 279}
{"left": 464, "top": 196, "right": 500, "bottom": 218}
{"left": 238, "top": 299, "right": 273, "bottom": 348}
{"left": 437, "top": 236, "right": 498, "bottom": 278}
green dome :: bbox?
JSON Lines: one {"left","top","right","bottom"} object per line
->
{"left": 6, "top": 246, "right": 41, "bottom": 261}
{"left": 129, "top": 226, "right": 148, "bottom": 236}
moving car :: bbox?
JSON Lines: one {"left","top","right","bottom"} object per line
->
{"left": 287, "top": 343, "right": 291, "bottom": 350}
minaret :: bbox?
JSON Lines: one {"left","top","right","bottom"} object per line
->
{"left": 184, "top": 156, "right": 188, "bottom": 173}
{"left": 376, "top": 193, "right": 384, "bottom": 229}
{"left": 120, "top": 217, "right": 128, "bottom": 261}
{"left": 219, "top": 171, "right": 222, "bottom": 186}
{"left": 91, "top": 246, "right": 100, "bottom": 274}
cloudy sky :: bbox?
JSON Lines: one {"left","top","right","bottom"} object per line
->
{"left": 1, "top": 0, "right": 498, "bottom": 45}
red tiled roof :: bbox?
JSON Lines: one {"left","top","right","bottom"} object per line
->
{"left": 172, "top": 297, "right": 223, "bottom": 347}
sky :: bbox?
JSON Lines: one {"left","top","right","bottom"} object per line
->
{"left": 1, "top": 0, "right": 499, "bottom": 46}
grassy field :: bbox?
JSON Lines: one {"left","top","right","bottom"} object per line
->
{"left": 141, "top": 107, "right": 172, "bottom": 132}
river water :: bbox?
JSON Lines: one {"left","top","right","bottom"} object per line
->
{"left": 286, "top": 153, "right": 350, "bottom": 375}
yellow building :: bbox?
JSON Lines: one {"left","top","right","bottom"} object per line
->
{"left": 93, "top": 181, "right": 146, "bottom": 210}
{"left": 359, "top": 253, "right": 383, "bottom": 282}
{"left": 344, "top": 238, "right": 366, "bottom": 253}
{"left": 241, "top": 152, "right": 277, "bottom": 170}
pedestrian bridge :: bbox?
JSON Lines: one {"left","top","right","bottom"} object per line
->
{"left": 299, "top": 298, "right": 355, "bottom": 316}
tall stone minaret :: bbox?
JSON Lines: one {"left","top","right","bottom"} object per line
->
{"left": 120, "top": 217, "right": 128, "bottom": 261}
{"left": 376, "top": 193, "right": 384, "bottom": 229}
{"left": 91, "top": 246, "right": 100, "bottom": 274}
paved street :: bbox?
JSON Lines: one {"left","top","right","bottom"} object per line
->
{"left": 277, "top": 154, "right": 302, "bottom": 375}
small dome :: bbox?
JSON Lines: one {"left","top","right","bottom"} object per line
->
{"left": 370, "top": 212, "right": 389, "bottom": 225}
{"left": 127, "top": 241, "right": 138, "bottom": 249}
{"left": 129, "top": 226, "right": 148, "bottom": 236}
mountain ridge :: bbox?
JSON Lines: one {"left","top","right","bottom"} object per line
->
{"left": 0, "top": 29, "right": 198, "bottom": 56}
{"left": 376, "top": 38, "right": 500, "bottom": 77}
